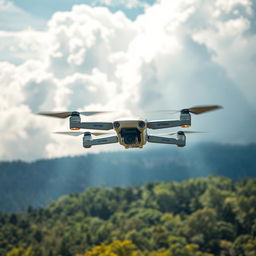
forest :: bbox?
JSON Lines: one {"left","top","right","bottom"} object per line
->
{"left": 0, "top": 176, "right": 256, "bottom": 256}
{"left": 1, "top": 143, "right": 256, "bottom": 212}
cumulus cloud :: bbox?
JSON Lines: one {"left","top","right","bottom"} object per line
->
{"left": 0, "top": 0, "right": 255, "bottom": 160}
{"left": 92, "top": 0, "right": 148, "bottom": 9}
{"left": 184, "top": 0, "right": 256, "bottom": 105}
{"left": 0, "top": 30, "right": 49, "bottom": 65}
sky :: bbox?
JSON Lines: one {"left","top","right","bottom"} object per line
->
{"left": 0, "top": 0, "right": 256, "bottom": 161}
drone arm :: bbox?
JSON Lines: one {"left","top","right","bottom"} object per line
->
{"left": 92, "top": 136, "right": 118, "bottom": 145}
{"left": 147, "top": 119, "right": 190, "bottom": 129}
{"left": 84, "top": 135, "right": 118, "bottom": 148}
{"left": 147, "top": 135, "right": 177, "bottom": 145}
{"left": 78, "top": 122, "right": 113, "bottom": 130}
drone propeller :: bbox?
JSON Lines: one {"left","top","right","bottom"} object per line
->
{"left": 187, "top": 105, "right": 222, "bottom": 114}
{"left": 157, "top": 105, "right": 223, "bottom": 115}
{"left": 54, "top": 131, "right": 114, "bottom": 136}
{"left": 37, "top": 111, "right": 112, "bottom": 118}
{"left": 156, "top": 131, "right": 205, "bottom": 136}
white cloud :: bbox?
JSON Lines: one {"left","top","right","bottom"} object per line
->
{"left": 0, "top": 0, "right": 255, "bottom": 160}
{"left": 0, "top": 30, "right": 49, "bottom": 65}
{"left": 215, "top": 0, "right": 252, "bottom": 14}
{"left": 191, "top": 0, "right": 256, "bottom": 108}
{"left": 91, "top": 0, "right": 149, "bottom": 9}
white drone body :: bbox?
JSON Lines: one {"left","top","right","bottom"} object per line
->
{"left": 38, "top": 105, "right": 222, "bottom": 149}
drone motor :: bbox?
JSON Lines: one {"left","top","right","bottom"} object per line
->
{"left": 70, "top": 112, "right": 81, "bottom": 130}
{"left": 176, "top": 131, "right": 186, "bottom": 147}
{"left": 180, "top": 109, "right": 191, "bottom": 128}
{"left": 83, "top": 132, "right": 92, "bottom": 148}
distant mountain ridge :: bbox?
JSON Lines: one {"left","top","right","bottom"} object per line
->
{"left": 0, "top": 143, "right": 256, "bottom": 212}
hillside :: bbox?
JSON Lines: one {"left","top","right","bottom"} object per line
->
{"left": 0, "top": 176, "right": 256, "bottom": 256}
{"left": 0, "top": 143, "right": 256, "bottom": 212}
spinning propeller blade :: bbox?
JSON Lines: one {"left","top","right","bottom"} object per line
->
{"left": 54, "top": 131, "right": 114, "bottom": 136}
{"left": 188, "top": 105, "right": 222, "bottom": 114}
{"left": 54, "top": 132, "right": 84, "bottom": 136}
{"left": 80, "top": 111, "right": 112, "bottom": 116}
{"left": 38, "top": 112, "right": 72, "bottom": 118}
{"left": 156, "top": 131, "right": 205, "bottom": 136}
{"left": 37, "top": 111, "right": 112, "bottom": 118}
{"left": 156, "top": 105, "right": 222, "bottom": 115}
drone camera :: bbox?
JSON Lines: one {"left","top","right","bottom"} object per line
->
{"left": 121, "top": 128, "right": 140, "bottom": 145}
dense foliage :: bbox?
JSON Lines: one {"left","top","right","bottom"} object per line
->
{"left": 0, "top": 176, "right": 255, "bottom": 256}
{"left": 1, "top": 143, "right": 256, "bottom": 212}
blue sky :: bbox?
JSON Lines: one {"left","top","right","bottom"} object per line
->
{"left": 11, "top": 0, "right": 156, "bottom": 22}
{"left": 0, "top": 0, "right": 256, "bottom": 160}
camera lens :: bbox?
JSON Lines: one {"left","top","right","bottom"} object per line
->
{"left": 124, "top": 135, "right": 135, "bottom": 144}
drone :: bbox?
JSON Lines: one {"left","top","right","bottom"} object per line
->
{"left": 38, "top": 105, "right": 222, "bottom": 149}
